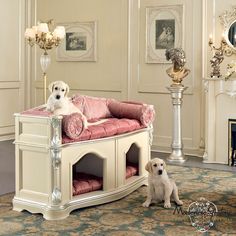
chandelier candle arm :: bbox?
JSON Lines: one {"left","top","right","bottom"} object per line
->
{"left": 208, "top": 34, "right": 229, "bottom": 78}
{"left": 25, "top": 20, "right": 65, "bottom": 103}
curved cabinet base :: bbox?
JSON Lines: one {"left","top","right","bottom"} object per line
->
{"left": 13, "top": 114, "right": 152, "bottom": 220}
{"left": 13, "top": 176, "right": 147, "bottom": 220}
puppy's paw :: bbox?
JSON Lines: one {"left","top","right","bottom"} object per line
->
{"left": 176, "top": 200, "right": 183, "bottom": 206}
{"left": 46, "top": 106, "right": 52, "bottom": 112}
{"left": 164, "top": 202, "right": 171, "bottom": 208}
{"left": 53, "top": 110, "right": 61, "bottom": 116}
{"left": 142, "top": 201, "right": 150, "bottom": 208}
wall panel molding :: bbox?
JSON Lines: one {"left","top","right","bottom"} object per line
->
{"left": 25, "top": 0, "right": 37, "bottom": 109}
{"left": 128, "top": 0, "right": 202, "bottom": 153}
{"left": 202, "top": 0, "right": 215, "bottom": 80}
{"left": 0, "top": 82, "right": 21, "bottom": 89}
{"left": 24, "top": 0, "right": 204, "bottom": 154}
{"left": 0, "top": 0, "right": 27, "bottom": 140}
{"left": 34, "top": 81, "right": 122, "bottom": 92}
{"left": 153, "top": 134, "right": 193, "bottom": 149}
{"left": 137, "top": 84, "right": 193, "bottom": 95}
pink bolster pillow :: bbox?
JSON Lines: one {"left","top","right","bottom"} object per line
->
{"left": 62, "top": 113, "right": 84, "bottom": 139}
{"left": 108, "top": 101, "right": 155, "bottom": 126}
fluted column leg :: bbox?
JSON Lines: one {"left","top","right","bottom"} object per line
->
{"left": 167, "top": 85, "right": 188, "bottom": 162}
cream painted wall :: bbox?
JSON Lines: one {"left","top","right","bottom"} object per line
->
{"left": 33, "top": 0, "right": 128, "bottom": 106}
{"left": 0, "top": 0, "right": 26, "bottom": 140}
{"left": 1, "top": 0, "right": 235, "bottom": 156}
{"left": 32, "top": 0, "right": 203, "bottom": 155}
{"left": 129, "top": 0, "right": 203, "bottom": 154}
{"left": 27, "top": 0, "right": 235, "bottom": 155}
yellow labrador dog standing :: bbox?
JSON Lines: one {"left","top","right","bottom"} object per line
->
{"left": 143, "top": 158, "right": 183, "bottom": 208}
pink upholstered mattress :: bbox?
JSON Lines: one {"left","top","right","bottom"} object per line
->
{"left": 20, "top": 94, "right": 154, "bottom": 144}
{"left": 21, "top": 106, "right": 145, "bottom": 144}
{"left": 62, "top": 118, "right": 144, "bottom": 144}
{"left": 73, "top": 163, "right": 139, "bottom": 196}
{"left": 73, "top": 172, "right": 103, "bottom": 196}
{"left": 126, "top": 162, "right": 139, "bottom": 179}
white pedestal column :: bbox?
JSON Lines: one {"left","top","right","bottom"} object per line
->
{"left": 167, "top": 85, "right": 188, "bottom": 163}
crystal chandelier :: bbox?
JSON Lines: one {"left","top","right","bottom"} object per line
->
{"left": 25, "top": 20, "right": 65, "bottom": 103}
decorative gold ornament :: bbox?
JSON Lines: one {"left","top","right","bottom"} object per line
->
{"left": 25, "top": 20, "right": 65, "bottom": 103}
{"left": 165, "top": 48, "right": 190, "bottom": 86}
{"left": 208, "top": 35, "right": 227, "bottom": 78}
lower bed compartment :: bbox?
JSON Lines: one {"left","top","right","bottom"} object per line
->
{"left": 73, "top": 172, "right": 103, "bottom": 196}
{"left": 72, "top": 166, "right": 139, "bottom": 196}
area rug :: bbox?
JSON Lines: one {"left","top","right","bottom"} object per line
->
{"left": 0, "top": 165, "right": 235, "bottom": 236}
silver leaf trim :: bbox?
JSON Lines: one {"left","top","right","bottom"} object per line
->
{"left": 52, "top": 187, "right": 62, "bottom": 205}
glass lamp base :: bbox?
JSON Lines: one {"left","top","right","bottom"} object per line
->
{"left": 40, "top": 52, "right": 51, "bottom": 103}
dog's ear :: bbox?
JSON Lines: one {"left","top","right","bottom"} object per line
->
{"left": 145, "top": 161, "right": 153, "bottom": 173}
{"left": 64, "top": 83, "right": 70, "bottom": 96}
{"left": 162, "top": 160, "right": 166, "bottom": 170}
{"left": 48, "top": 82, "right": 55, "bottom": 93}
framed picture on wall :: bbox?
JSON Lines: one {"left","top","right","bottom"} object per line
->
{"left": 56, "top": 21, "right": 97, "bottom": 62}
{"left": 146, "top": 5, "right": 183, "bottom": 63}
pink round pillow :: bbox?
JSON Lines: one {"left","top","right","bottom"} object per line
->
{"left": 62, "top": 113, "right": 84, "bottom": 139}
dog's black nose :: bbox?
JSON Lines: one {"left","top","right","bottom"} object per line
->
{"left": 56, "top": 95, "right": 61, "bottom": 100}
{"left": 158, "top": 170, "right": 163, "bottom": 175}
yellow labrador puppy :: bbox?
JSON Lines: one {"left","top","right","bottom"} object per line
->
{"left": 143, "top": 158, "right": 183, "bottom": 208}
{"left": 46, "top": 81, "right": 89, "bottom": 127}
{"left": 46, "top": 81, "right": 107, "bottom": 129}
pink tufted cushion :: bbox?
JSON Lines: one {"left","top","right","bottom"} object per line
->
{"left": 20, "top": 95, "right": 155, "bottom": 142}
{"left": 108, "top": 100, "right": 155, "bottom": 126}
{"left": 72, "top": 165, "right": 138, "bottom": 196}
{"left": 62, "top": 118, "right": 144, "bottom": 144}
{"left": 72, "top": 95, "right": 112, "bottom": 120}
{"left": 126, "top": 162, "right": 139, "bottom": 179}
{"left": 73, "top": 172, "right": 103, "bottom": 196}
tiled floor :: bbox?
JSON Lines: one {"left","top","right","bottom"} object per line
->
{"left": 0, "top": 140, "right": 235, "bottom": 196}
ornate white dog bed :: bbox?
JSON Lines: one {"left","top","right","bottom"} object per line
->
{"left": 13, "top": 95, "right": 154, "bottom": 220}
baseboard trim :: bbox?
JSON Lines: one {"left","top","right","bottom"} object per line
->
{"left": 151, "top": 145, "right": 204, "bottom": 158}
{"left": 0, "top": 134, "right": 14, "bottom": 142}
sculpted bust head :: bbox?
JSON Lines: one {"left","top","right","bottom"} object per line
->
{"left": 165, "top": 48, "right": 190, "bottom": 86}
{"left": 165, "top": 48, "right": 186, "bottom": 70}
